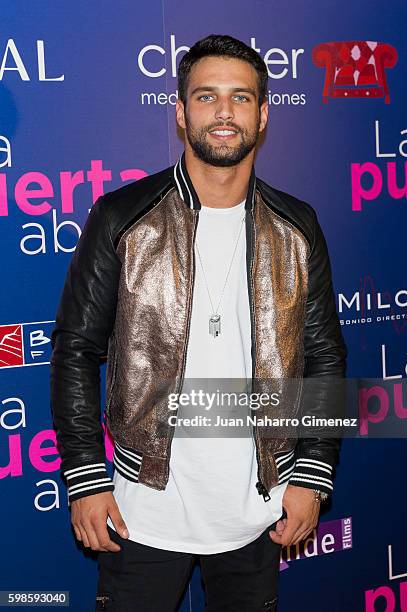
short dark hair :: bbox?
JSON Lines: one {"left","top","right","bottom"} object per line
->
{"left": 178, "top": 34, "right": 269, "bottom": 106}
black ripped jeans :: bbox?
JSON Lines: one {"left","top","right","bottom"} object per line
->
{"left": 95, "top": 516, "right": 284, "bottom": 612}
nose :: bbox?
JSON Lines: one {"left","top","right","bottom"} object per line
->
{"left": 214, "top": 97, "right": 234, "bottom": 122}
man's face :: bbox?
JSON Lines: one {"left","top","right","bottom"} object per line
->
{"left": 176, "top": 56, "right": 268, "bottom": 167}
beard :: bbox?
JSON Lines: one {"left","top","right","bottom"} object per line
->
{"left": 184, "top": 113, "right": 260, "bottom": 167}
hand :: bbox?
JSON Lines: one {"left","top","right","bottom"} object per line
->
{"left": 71, "top": 491, "right": 129, "bottom": 552}
{"left": 269, "top": 485, "right": 320, "bottom": 547}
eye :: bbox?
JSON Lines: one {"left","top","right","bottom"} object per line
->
{"left": 198, "top": 94, "right": 214, "bottom": 102}
{"left": 234, "top": 95, "right": 249, "bottom": 102}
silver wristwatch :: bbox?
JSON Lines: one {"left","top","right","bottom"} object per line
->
{"left": 313, "top": 489, "right": 329, "bottom": 503}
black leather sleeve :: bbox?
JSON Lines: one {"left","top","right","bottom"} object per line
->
{"left": 288, "top": 207, "right": 348, "bottom": 496}
{"left": 49, "top": 195, "right": 121, "bottom": 505}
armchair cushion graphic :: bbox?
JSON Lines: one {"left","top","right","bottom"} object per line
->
{"left": 312, "top": 40, "right": 398, "bottom": 103}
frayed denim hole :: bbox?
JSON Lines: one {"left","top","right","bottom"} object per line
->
{"left": 95, "top": 591, "right": 114, "bottom": 610}
{"left": 263, "top": 595, "right": 278, "bottom": 611}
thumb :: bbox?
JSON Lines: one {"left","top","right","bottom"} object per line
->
{"left": 269, "top": 529, "right": 282, "bottom": 544}
{"left": 108, "top": 502, "right": 129, "bottom": 539}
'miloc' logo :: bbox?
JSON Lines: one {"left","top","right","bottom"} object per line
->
{"left": 0, "top": 321, "right": 54, "bottom": 368}
{"left": 312, "top": 40, "right": 398, "bottom": 104}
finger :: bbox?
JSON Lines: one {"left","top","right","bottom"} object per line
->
{"left": 279, "top": 521, "right": 303, "bottom": 546}
{"left": 82, "top": 521, "right": 107, "bottom": 552}
{"left": 270, "top": 518, "right": 301, "bottom": 546}
{"left": 270, "top": 517, "right": 287, "bottom": 539}
{"left": 108, "top": 505, "right": 129, "bottom": 540}
{"left": 292, "top": 530, "right": 314, "bottom": 545}
{"left": 73, "top": 525, "right": 82, "bottom": 542}
{"left": 292, "top": 534, "right": 307, "bottom": 545}
{"left": 291, "top": 521, "right": 318, "bottom": 545}
{"left": 269, "top": 528, "right": 294, "bottom": 545}
{"left": 78, "top": 525, "right": 90, "bottom": 548}
{"left": 290, "top": 508, "right": 319, "bottom": 544}
{"left": 275, "top": 520, "right": 285, "bottom": 535}
{"left": 93, "top": 522, "right": 121, "bottom": 553}
{"left": 269, "top": 530, "right": 283, "bottom": 544}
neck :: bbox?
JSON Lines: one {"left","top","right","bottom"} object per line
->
{"left": 183, "top": 145, "right": 254, "bottom": 209}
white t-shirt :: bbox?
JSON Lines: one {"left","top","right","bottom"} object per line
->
{"left": 107, "top": 198, "right": 288, "bottom": 554}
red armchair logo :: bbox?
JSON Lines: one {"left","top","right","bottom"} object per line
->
{"left": 0, "top": 324, "right": 23, "bottom": 367}
{"left": 312, "top": 41, "right": 398, "bottom": 104}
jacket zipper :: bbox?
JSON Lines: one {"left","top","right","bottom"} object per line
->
{"left": 105, "top": 336, "right": 118, "bottom": 419}
{"left": 164, "top": 209, "right": 199, "bottom": 480}
{"left": 247, "top": 206, "right": 271, "bottom": 502}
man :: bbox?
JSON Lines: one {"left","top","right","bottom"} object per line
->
{"left": 50, "top": 34, "right": 347, "bottom": 611}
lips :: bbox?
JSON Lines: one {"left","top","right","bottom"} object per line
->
{"left": 208, "top": 128, "right": 239, "bottom": 140}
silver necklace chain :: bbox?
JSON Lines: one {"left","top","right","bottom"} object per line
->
{"left": 195, "top": 212, "right": 246, "bottom": 337}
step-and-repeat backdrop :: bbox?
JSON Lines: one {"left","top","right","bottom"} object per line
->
{"left": 1, "top": 2, "right": 405, "bottom": 610}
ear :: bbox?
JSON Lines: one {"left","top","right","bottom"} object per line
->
{"left": 176, "top": 98, "right": 186, "bottom": 130}
{"left": 259, "top": 100, "right": 269, "bottom": 133}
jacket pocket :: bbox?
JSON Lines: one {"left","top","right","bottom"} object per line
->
{"left": 274, "top": 448, "right": 296, "bottom": 484}
{"left": 113, "top": 441, "right": 143, "bottom": 483}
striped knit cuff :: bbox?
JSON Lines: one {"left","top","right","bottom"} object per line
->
{"left": 288, "top": 457, "right": 334, "bottom": 496}
{"left": 64, "top": 462, "right": 115, "bottom": 506}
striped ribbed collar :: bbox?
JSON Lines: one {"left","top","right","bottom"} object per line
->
{"left": 173, "top": 151, "right": 257, "bottom": 211}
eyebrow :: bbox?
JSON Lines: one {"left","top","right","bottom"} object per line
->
{"left": 190, "top": 86, "right": 257, "bottom": 97}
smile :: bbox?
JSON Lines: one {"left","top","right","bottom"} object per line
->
{"left": 209, "top": 129, "right": 239, "bottom": 140}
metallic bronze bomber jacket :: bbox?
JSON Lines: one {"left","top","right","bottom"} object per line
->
{"left": 50, "top": 152, "right": 347, "bottom": 506}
